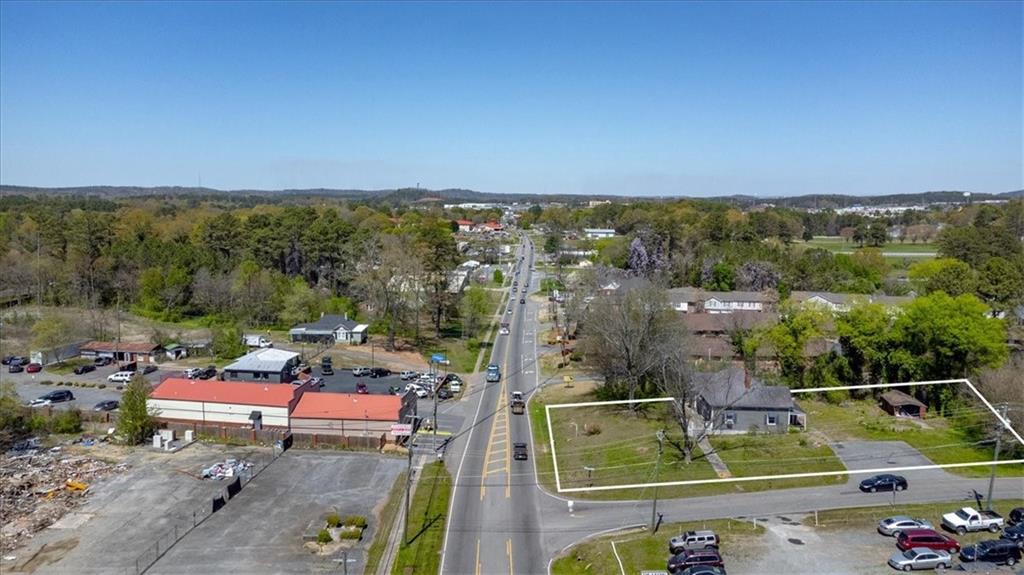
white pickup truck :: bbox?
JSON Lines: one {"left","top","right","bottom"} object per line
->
{"left": 941, "top": 507, "right": 1004, "bottom": 535}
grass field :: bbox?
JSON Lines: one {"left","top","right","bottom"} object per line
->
{"left": 392, "top": 462, "right": 451, "bottom": 575}
{"left": 530, "top": 384, "right": 846, "bottom": 500}
{"left": 364, "top": 470, "right": 408, "bottom": 575}
{"left": 550, "top": 519, "right": 765, "bottom": 575}
{"left": 801, "top": 398, "right": 1024, "bottom": 477}
{"left": 804, "top": 236, "right": 937, "bottom": 255}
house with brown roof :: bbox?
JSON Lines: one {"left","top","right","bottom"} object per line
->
{"left": 879, "top": 389, "right": 927, "bottom": 418}
{"left": 79, "top": 341, "right": 164, "bottom": 364}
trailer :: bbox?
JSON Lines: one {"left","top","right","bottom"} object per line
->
{"left": 511, "top": 391, "right": 525, "bottom": 415}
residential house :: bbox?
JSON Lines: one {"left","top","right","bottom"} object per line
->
{"left": 790, "top": 291, "right": 913, "bottom": 313}
{"left": 147, "top": 377, "right": 318, "bottom": 429}
{"left": 454, "top": 219, "right": 474, "bottom": 233}
{"left": 694, "top": 368, "right": 805, "bottom": 434}
{"left": 667, "top": 287, "right": 701, "bottom": 313}
{"left": 288, "top": 314, "right": 368, "bottom": 345}
{"left": 702, "top": 290, "right": 774, "bottom": 314}
{"left": 290, "top": 391, "right": 416, "bottom": 439}
{"left": 79, "top": 341, "right": 164, "bottom": 364}
{"left": 222, "top": 348, "right": 302, "bottom": 383}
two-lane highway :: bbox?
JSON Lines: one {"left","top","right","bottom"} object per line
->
{"left": 441, "top": 237, "right": 545, "bottom": 574}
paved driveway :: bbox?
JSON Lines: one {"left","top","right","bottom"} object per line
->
{"left": 830, "top": 440, "right": 956, "bottom": 487}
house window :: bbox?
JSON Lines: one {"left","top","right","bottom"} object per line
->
{"left": 766, "top": 414, "right": 778, "bottom": 426}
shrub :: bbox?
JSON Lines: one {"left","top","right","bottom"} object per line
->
{"left": 325, "top": 513, "right": 341, "bottom": 528}
{"left": 52, "top": 409, "right": 83, "bottom": 434}
{"left": 40, "top": 380, "right": 53, "bottom": 386}
{"left": 97, "top": 384, "right": 106, "bottom": 389}
{"left": 316, "top": 529, "right": 333, "bottom": 545}
{"left": 29, "top": 414, "right": 49, "bottom": 432}
{"left": 342, "top": 515, "right": 367, "bottom": 528}
{"left": 583, "top": 423, "right": 601, "bottom": 436}
{"left": 55, "top": 382, "right": 64, "bottom": 386}
{"left": 336, "top": 529, "right": 362, "bottom": 540}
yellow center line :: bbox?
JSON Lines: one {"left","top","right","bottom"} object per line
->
{"left": 507, "top": 538, "right": 514, "bottom": 575}
{"left": 476, "top": 539, "right": 481, "bottom": 575}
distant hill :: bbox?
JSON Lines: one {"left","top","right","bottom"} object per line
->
{"left": 0, "top": 184, "right": 1020, "bottom": 208}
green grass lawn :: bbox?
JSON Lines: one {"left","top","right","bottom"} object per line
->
{"left": 392, "top": 462, "right": 451, "bottom": 575}
{"left": 365, "top": 470, "right": 408, "bottom": 575}
{"left": 801, "top": 399, "right": 1024, "bottom": 477}
{"left": 550, "top": 519, "right": 765, "bottom": 575}
{"left": 44, "top": 358, "right": 93, "bottom": 374}
{"left": 531, "top": 386, "right": 845, "bottom": 500}
{"left": 804, "top": 236, "right": 937, "bottom": 255}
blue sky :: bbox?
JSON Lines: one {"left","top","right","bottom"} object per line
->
{"left": 1, "top": 1, "right": 1020, "bottom": 197}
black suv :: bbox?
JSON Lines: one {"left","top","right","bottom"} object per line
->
{"left": 369, "top": 367, "right": 391, "bottom": 378}
{"left": 960, "top": 539, "right": 1021, "bottom": 565}
{"left": 667, "top": 549, "right": 724, "bottom": 573}
{"left": 859, "top": 474, "right": 907, "bottom": 493}
{"left": 73, "top": 364, "right": 96, "bottom": 375}
{"left": 197, "top": 366, "right": 217, "bottom": 379}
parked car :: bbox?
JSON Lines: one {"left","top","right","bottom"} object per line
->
{"left": 8, "top": 364, "right": 24, "bottom": 373}
{"left": 1009, "top": 507, "right": 1024, "bottom": 526}
{"left": 405, "top": 383, "right": 428, "bottom": 398}
{"left": 197, "top": 366, "right": 217, "bottom": 380}
{"left": 107, "top": 371, "right": 134, "bottom": 384}
{"left": 355, "top": 382, "right": 369, "bottom": 394}
{"left": 73, "top": 364, "right": 96, "bottom": 375}
{"left": 352, "top": 367, "right": 372, "bottom": 377}
{"left": 320, "top": 363, "right": 334, "bottom": 376}
{"left": 960, "top": 539, "right": 1021, "bottom": 565}
{"left": 860, "top": 474, "right": 908, "bottom": 493}
{"left": 8, "top": 356, "right": 29, "bottom": 366}
{"left": 369, "top": 367, "right": 391, "bottom": 378}
{"left": 437, "top": 388, "right": 453, "bottom": 400}
{"left": 512, "top": 286, "right": 517, "bottom": 293}
{"left": 676, "top": 567, "right": 726, "bottom": 575}
{"left": 667, "top": 549, "right": 724, "bottom": 573}
{"left": 879, "top": 516, "right": 935, "bottom": 537}
{"left": 0, "top": 356, "right": 14, "bottom": 365}
{"left": 1000, "top": 523, "right": 1024, "bottom": 547}
{"left": 184, "top": 367, "right": 203, "bottom": 379}
{"left": 94, "top": 400, "right": 119, "bottom": 411}
{"left": 441, "top": 373, "right": 462, "bottom": 385}
{"left": 888, "top": 547, "right": 953, "bottom": 571}
{"left": 942, "top": 507, "right": 1004, "bottom": 535}
{"left": 306, "top": 377, "right": 325, "bottom": 388}
{"left": 141, "top": 364, "right": 158, "bottom": 374}
{"left": 449, "top": 380, "right": 462, "bottom": 393}
{"left": 399, "top": 370, "right": 418, "bottom": 380}
{"left": 93, "top": 357, "right": 113, "bottom": 366}
{"left": 25, "top": 363, "right": 42, "bottom": 373}
{"left": 29, "top": 390, "right": 75, "bottom": 406}
{"left": 513, "top": 442, "right": 528, "bottom": 461}
{"left": 897, "top": 529, "right": 961, "bottom": 553}
{"left": 669, "top": 530, "right": 720, "bottom": 554}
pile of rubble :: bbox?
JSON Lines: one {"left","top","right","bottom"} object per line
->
{"left": 0, "top": 447, "right": 129, "bottom": 552}
{"left": 200, "top": 458, "right": 253, "bottom": 480}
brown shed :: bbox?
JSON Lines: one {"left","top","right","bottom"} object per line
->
{"left": 879, "top": 390, "right": 927, "bottom": 418}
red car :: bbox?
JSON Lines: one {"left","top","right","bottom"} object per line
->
{"left": 25, "top": 363, "right": 42, "bottom": 373}
{"left": 897, "top": 529, "right": 961, "bottom": 553}
{"left": 356, "top": 382, "right": 369, "bottom": 394}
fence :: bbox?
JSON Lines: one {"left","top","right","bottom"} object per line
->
{"left": 124, "top": 441, "right": 284, "bottom": 575}
{"left": 159, "top": 421, "right": 387, "bottom": 450}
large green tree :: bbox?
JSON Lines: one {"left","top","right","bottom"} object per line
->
{"left": 116, "top": 373, "right": 156, "bottom": 445}
{"left": 908, "top": 258, "right": 976, "bottom": 296}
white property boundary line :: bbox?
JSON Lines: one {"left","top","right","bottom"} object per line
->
{"left": 545, "top": 378, "right": 1024, "bottom": 494}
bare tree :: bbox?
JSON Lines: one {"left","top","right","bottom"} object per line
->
{"left": 354, "top": 233, "right": 417, "bottom": 351}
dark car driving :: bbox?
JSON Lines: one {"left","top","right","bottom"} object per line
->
{"left": 859, "top": 474, "right": 907, "bottom": 493}
{"left": 94, "top": 400, "right": 120, "bottom": 411}
{"left": 667, "top": 549, "right": 724, "bottom": 573}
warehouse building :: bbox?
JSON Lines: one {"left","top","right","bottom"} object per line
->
{"left": 222, "top": 348, "right": 301, "bottom": 383}
{"left": 290, "top": 391, "right": 415, "bottom": 439}
{"left": 148, "top": 378, "right": 317, "bottom": 429}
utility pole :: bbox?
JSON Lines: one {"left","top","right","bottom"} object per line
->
{"left": 432, "top": 358, "right": 438, "bottom": 451}
{"left": 651, "top": 430, "right": 665, "bottom": 533}
{"left": 985, "top": 403, "right": 1008, "bottom": 511}
{"left": 403, "top": 414, "right": 417, "bottom": 545}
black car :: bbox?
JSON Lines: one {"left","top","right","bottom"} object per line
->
{"left": 441, "top": 373, "right": 462, "bottom": 386}
{"left": 667, "top": 550, "right": 724, "bottom": 573}
{"left": 31, "top": 390, "right": 75, "bottom": 405}
{"left": 1, "top": 356, "right": 14, "bottom": 365}
{"left": 513, "top": 442, "right": 529, "bottom": 461}
{"left": 1001, "top": 523, "right": 1024, "bottom": 547}
{"left": 859, "top": 474, "right": 907, "bottom": 493}
{"left": 1010, "top": 507, "right": 1024, "bottom": 526}
{"left": 73, "top": 364, "right": 96, "bottom": 375}
{"left": 677, "top": 567, "right": 726, "bottom": 575}
{"left": 519, "top": 298, "right": 525, "bottom": 304}
{"left": 141, "top": 365, "right": 158, "bottom": 374}
{"left": 94, "top": 400, "right": 119, "bottom": 411}
{"left": 369, "top": 367, "right": 391, "bottom": 378}
{"left": 94, "top": 357, "right": 113, "bottom": 366}
{"left": 960, "top": 539, "right": 1021, "bottom": 565}
{"left": 7, "top": 356, "right": 29, "bottom": 367}
{"left": 197, "top": 366, "right": 217, "bottom": 379}
{"left": 436, "top": 388, "right": 453, "bottom": 400}
{"left": 8, "top": 364, "right": 24, "bottom": 373}
{"left": 321, "top": 363, "right": 334, "bottom": 376}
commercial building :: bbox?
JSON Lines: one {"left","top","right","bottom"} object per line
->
{"left": 222, "top": 348, "right": 302, "bottom": 383}
{"left": 148, "top": 378, "right": 317, "bottom": 429}
{"left": 79, "top": 341, "right": 164, "bottom": 364}
{"left": 290, "top": 392, "right": 416, "bottom": 439}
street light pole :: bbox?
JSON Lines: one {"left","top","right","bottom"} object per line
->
{"left": 651, "top": 430, "right": 665, "bottom": 533}
{"left": 985, "top": 403, "right": 1008, "bottom": 511}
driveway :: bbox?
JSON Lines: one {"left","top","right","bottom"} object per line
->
{"left": 830, "top": 440, "right": 956, "bottom": 487}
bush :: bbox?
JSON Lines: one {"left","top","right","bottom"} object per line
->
{"left": 97, "top": 384, "right": 106, "bottom": 389}
{"left": 55, "top": 382, "right": 64, "bottom": 386}
{"left": 40, "top": 380, "right": 53, "bottom": 386}
{"left": 316, "top": 529, "right": 333, "bottom": 544}
{"left": 336, "top": 528, "right": 362, "bottom": 540}
{"left": 342, "top": 515, "right": 367, "bottom": 528}
{"left": 325, "top": 513, "right": 341, "bottom": 528}
{"left": 583, "top": 423, "right": 602, "bottom": 436}
{"left": 29, "top": 414, "right": 49, "bottom": 432}
{"left": 52, "top": 409, "right": 83, "bottom": 434}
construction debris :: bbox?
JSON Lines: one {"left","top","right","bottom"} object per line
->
{"left": 200, "top": 458, "right": 253, "bottom": 480}
{"left": 0, "top": 450, "right": 128, "bottom": 552}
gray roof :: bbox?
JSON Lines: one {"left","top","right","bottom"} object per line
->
{"left": 791, "top": 291, "right": 913, "bottom": 307}
{"left": 666, "top": 287, "right": 774, "bottom": 304}
{"left": 224, "top": 348, "right": 300, "bottom": 373}
{"left": 290, "top": 314, "right": 360, "bottom": 333}
{"left": 694, "top": 368, "right": 795, "bottom": 410}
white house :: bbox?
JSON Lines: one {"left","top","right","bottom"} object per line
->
{"left": 288, "top": 314, "right": 369, "bottom": 345}
{"left": 790, "top": 291, "right": 913, "bottom": 313}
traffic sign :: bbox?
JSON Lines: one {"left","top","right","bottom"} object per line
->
{"left": 391, "top": 423, "right": 413, "bottom": 436}
{"left": 431, "top": 353, "right": 447, "bottom": 364}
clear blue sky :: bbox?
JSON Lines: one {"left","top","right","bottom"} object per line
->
{"left": 1, "top": 1, "right": 1020, "bottom": 197}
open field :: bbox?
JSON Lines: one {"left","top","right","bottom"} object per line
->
{"left": 800, "top": 399, "right": 1024, "bottom": 477}
{"left": 531, "top": 385, "right": 846, "bottom": 500}
{"left": 804, "top": 236, "right": 938, "bottom": 256}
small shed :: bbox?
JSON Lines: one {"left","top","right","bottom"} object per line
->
{"left": 879, "top": 390, "right": 927, "bottom": 418}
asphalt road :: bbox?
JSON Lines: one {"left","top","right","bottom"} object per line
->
{"left": 442, "top": 236, "right": 546, "bottom": 575}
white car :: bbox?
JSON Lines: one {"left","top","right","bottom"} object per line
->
{"left": 107, "top": 371, "right": 134, "bottom": 384}
{"left": 399, "top": 370, "right": 419, "bottom": 380}
{"left": 183, "top": 367, "right": 202, "bottom": 379}
{"left": 449, "top": 380, "right": 462, "bottom": 393}
{"left": 352, "top": 367, "right": 372, "bottom": 377}
{"left": 499, "top": 327, "right": 510, "bottom": 335}
{"left": 404, "top": 383, "right": 429, "bottom": 398}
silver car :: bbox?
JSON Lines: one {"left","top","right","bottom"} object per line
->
{"left": 888, "top": 547, "right": 952, "bottom": 571}
{"left": 879, "top": 516, "right": 935, "bottom": 537}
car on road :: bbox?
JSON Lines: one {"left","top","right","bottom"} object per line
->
{"left": 519, "top": 298, "right": 525, "bottom": 304}
{"left": 513, "top": 442, "right": 528, "bottom": 461}
{"left": 320, "top": 363, "right": 334, "bottom": 376}
{"left": 897, "top": 529, "right": 961, "bottom": 553}
{"left": 93, "top": 357, "right": 113, "bottom": 366}
{"left": 8, "top": 363, "right": 24, "bottom": 373}
{"left": 942, "top": 507, "right": 1004, "bottom": 534}
{"left": 94, "top": 400, "right": 119, "bottom": 411}
{"left": 879, "top": 516, "right": 935, "bottom": 537}
{"left": 352, "top": 367, "right": 372, "bottom": 377}
{"left": 667, "top": 549, "right": 724, "bottom": 573}
{"left": 356, "top": 382, "right": 368, "bottom": 394}
{"left": 307, "top": 377, "right": 325, "bottom": 388}
{"left": 25, "top": 363, "right": 42, "bottom": 373}
{"left": 860, "top": 474, "right": 908, "bottom": 493}
{"left": 506, "top": 308, "right": 512, "bottom": 314}
{"left": 369, "top": 367, "right": 391, "bottom": 378}
{"left": 669, "top": 530, "right": 720, "bottom": 554}
{"left": 999, "top": 523, "right": 1024, "bottom": 547}
{"left": 486, "top": 364, "right": 501, "bottom": 383}
{"left": 959, "top": 539, "right": 1021, "bottom": 565}
{"left": 28, "top": 390, "right": 75, "bottom": 407}
{"left": 888, "top": 547, "right": 953, "bottom": 571}
{"left": 73, "top": 364, "right": 96, "bottom": 375}
{"left": 141, "top": 364, "right": 158, "bottom": 374}
{"left": 512, "top": 286, "right": 517, "bottom": 293}
{"left": 399, "top": 370, "right": 418, "bottom": 380}
{"left": 107, "top": 371, "right": 134, "bottom": 384}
